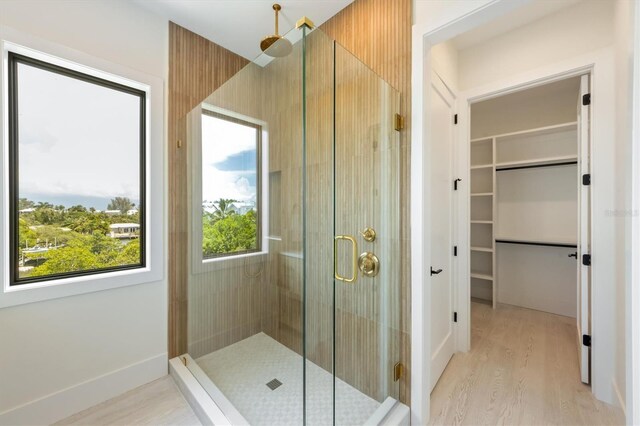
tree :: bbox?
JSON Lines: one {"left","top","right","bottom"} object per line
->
{"left": 203, "top": 210, "right": 257, "bottom": 256}
{"left": 29, "top": 245, "right": 99, "bottom": 277}
{"left": 212, "top": 198, "right": 237, "bottom": 221}
{"left": 35, "top": 201, "right": 54, "bottom": 209}
{"left": 107, "top": 197, "right": 135, "bottom": 214}
{"left": 18, "top": 218, "right": 36, "bottom": 249}
{"left": 116, "top": 239, "right": 141, "bottom": 265}
{"left": 68, "top": 205, "right": 87, "bottom": 213}
{"left": 31, "top": 225, "right": 74, "bottom": 247}
{"left": 33, "top": 207, "right": 63, "bottom": 225}
{"left": 71, "top": 215, "right": 110, "bottom": 235}
{"left": 19, "top": 198, "right": 35, "bottom": 210}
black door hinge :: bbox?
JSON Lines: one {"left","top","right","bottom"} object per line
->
{"left": 582, "top": 174, "right": 591, "bottom": 185}
{"left": 582, "top": 254, "right": 591, "bottom": 266}
{"left": 583, "top": 334, "right": 591, "bottom": 347}
{"left": 582, "top": 93, "right": 591, "bottom": 106}
{"left": 454, "top": 114, "right": 458, "bottom": 124}
{"left": 454, "top": 312, "right": 458, "bottom": 322}
{"left": 454, "top": 246, "right": 458, "bottom": 256}
{"left": 454, "top": 178, "right": 462, "bottom": 190}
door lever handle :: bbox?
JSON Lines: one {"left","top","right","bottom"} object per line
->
{"left": 568, "top": 252, "right": 578, "bottom": 259}
{"left": 430, "top": 267, "right": 443, "bottom": 276}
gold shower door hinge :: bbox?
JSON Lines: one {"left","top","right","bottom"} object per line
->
{"left": 394, "top": 113, "right": 404, "bottom": 131}
{"left": 393, "top": 362, "right": 404, "bottom": 382}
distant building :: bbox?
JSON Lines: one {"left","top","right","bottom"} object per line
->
{"left": 19, "top": 208, "right": 35, "bottom": 214}
{"left": 109, "top": 223, "right": 140, "bottom": 239}
{"left": 127, "top": 209, "right": 138, "bottom": 216}
{"left": 105, "top": 210, "right": 121, "bottom": 215}
{"left": 229, "top": 201, "right": 256, "bottom": 215}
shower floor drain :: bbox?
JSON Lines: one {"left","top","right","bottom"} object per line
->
{"left": 266, "top": 378, "right": 282, "bottom": 390}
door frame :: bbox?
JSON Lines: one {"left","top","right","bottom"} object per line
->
{"left": 454, "top": 48, "right": 617, "bottom": 403}
{"left": 628, "top": 2, "right": 640, "bottom": 423}
{"left": 412, "top": 5, "right": 625, "bottom": 423}
{"left": 457, "top": 66, "right": 594, "bottom": 359}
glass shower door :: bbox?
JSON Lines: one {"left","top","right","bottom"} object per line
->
{"left": 303, "top": 27, "right": 402, "bottom": 425}
{"left": 331, "top": 41, "right": 402, "bottom": 424}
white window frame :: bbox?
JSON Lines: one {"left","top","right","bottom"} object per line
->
{"left": 0, "top": 27, "right": 164, "bottom": 308}
{"left": 188, "top": 103, "right": 269, "bottom": 275}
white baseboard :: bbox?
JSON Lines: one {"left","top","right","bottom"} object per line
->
{"left": 613, "top": 377, "right": 627, "bottom": 416}
{"left": 0, "top": 353, "right": 168, "bottom": 425}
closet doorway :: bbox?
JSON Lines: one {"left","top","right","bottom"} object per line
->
{"left": 466, "top": 74, "right": 592, "bottom": 384}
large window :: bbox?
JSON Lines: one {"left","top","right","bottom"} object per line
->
{"left": 201, "top": 110, "right": 261, "bottom": 259}
{"left": 8, "top": 52, "right": 146, "bottom": 285}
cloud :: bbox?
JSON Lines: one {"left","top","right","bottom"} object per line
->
{"left": 17, "top": 62, "right": 141, "bottom": 201}
{"left": 201, "top": 112, "right": 259, "bottom": 202}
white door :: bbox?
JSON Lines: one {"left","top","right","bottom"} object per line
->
{"left": 429, "top": 70, "right": 456, "bottom": 391}
{"left": 577, "top": 73, "right": 591, "bottom": 384}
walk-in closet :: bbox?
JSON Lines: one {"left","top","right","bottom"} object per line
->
{"left": 469, "top": 76, "right": 590, "bottom": 355}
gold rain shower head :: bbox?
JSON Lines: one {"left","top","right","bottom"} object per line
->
{"left": 260, "top": 3, "right": 293, "bottom": 57}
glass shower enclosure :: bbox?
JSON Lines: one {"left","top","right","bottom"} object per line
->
{"left": 184, "top": 22, "right": 402, "bottom": 425}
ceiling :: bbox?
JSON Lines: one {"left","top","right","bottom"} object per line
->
{"left": 451, "top": 0, "right": 582, "bottom": 50}
{"left": 133, "top": 0, "right": 354, "bottom": 60}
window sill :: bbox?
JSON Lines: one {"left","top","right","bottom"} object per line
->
{"left": 192, "top": 251, "right": 267, "bottom": 276}
{"left": 0, "top": 265, "right": 163, "bottom": 309}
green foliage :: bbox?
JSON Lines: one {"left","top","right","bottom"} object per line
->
{"left": 18, "top": 197, "right": 141, "bottom": 278}
{"left": 211, "top": 198, "right": 237, "bottom": 221}
{"left": 32, "top": 207, "right": 65, "bottom": 225}
{"left": 18, "top": 218, "right": 36, "bottom": 249}
{"left": 70, "top": 214, "right": 110, "bottom": 235}
{"left": 19, "top": 198, "right": 35, "bottom": 210}
{"left": 203, "top": 209, "right": 257, "bottom": 256}
{"left": 107, "top": 197, "right": 135, "bottom": 214}
{"left": 117, "top": 239, "right": 141, "bottom": 265}
{"left": 29, "top": 245, "right": 100, "bottom": 277}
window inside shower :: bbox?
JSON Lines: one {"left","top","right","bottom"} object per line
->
{"left": 200, "top": 110, "right": 262, "bottom": 259}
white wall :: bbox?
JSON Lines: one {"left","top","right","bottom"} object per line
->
{"left": 628, "top": 2, "right": 640, "bottom": 423}
{"left": 614, "top": 0, "right": 637, "bottom": 415}
{"left": 431, "top": 40, "right": 458, "bottom": 90}
{"left": 0, "top": 1, "right": 169, "bottom": 424}
{"left": 414, "top": 0, "right": 496, "bottom": 34}
{"left": 457, "top": 0, "right": 614, "bottom": 91}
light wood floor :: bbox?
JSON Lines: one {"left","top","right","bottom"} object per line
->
{"left": 430, "top": 302, "right": 625, "bottom": 425}
{"left": 55, "top": 376, "right": 200, "bottom": 426}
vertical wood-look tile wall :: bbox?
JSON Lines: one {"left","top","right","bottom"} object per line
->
{"left": 168, "top": 22, "right": 248, "bottom": 358}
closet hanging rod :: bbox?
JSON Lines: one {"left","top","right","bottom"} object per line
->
{"left": 496, "top": 161, "right": 577, "bottom": 172}
{"left": 495, "top": 239, "right": 577, "bottom": 248}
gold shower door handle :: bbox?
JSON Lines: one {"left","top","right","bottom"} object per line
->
{"left": 334, "top": 235, "right": 358, "bottom": 283}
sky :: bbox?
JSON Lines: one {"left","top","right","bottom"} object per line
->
{"left": 17, "top": 62, "right": 141, "bottom": 209}
{"left": 201, "top": 113, "right": 257, "bottom": 204}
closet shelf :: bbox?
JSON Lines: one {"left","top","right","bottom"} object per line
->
{"left": 495, "top": 155, "right": 577, "bottom": 170}
{"left": 470, "top": 164, "right": 493, "bottom": 170}
{"left": 470, "top": 192, "right": 493, "bottom": 197}
{"left": 471, "top": 220, "right": 493, "bottom": 224}
{"left": 471, "top": 272, "right": 493, "bottom": 281}
{"left": 495, "top": 238, "right": 577, "bottom": 248}
{"left": 471, "top": 246, "right": 493, "bottom": 253}
{"left": 492, "top": 121, "right": 577, "bottom": 141}
{"left": 470, "top": 137, "right": 493, "bottom": 144}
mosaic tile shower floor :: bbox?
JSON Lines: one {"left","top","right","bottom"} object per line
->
{"left": 196, "top": 333, "right": 380, "bottom": 425}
